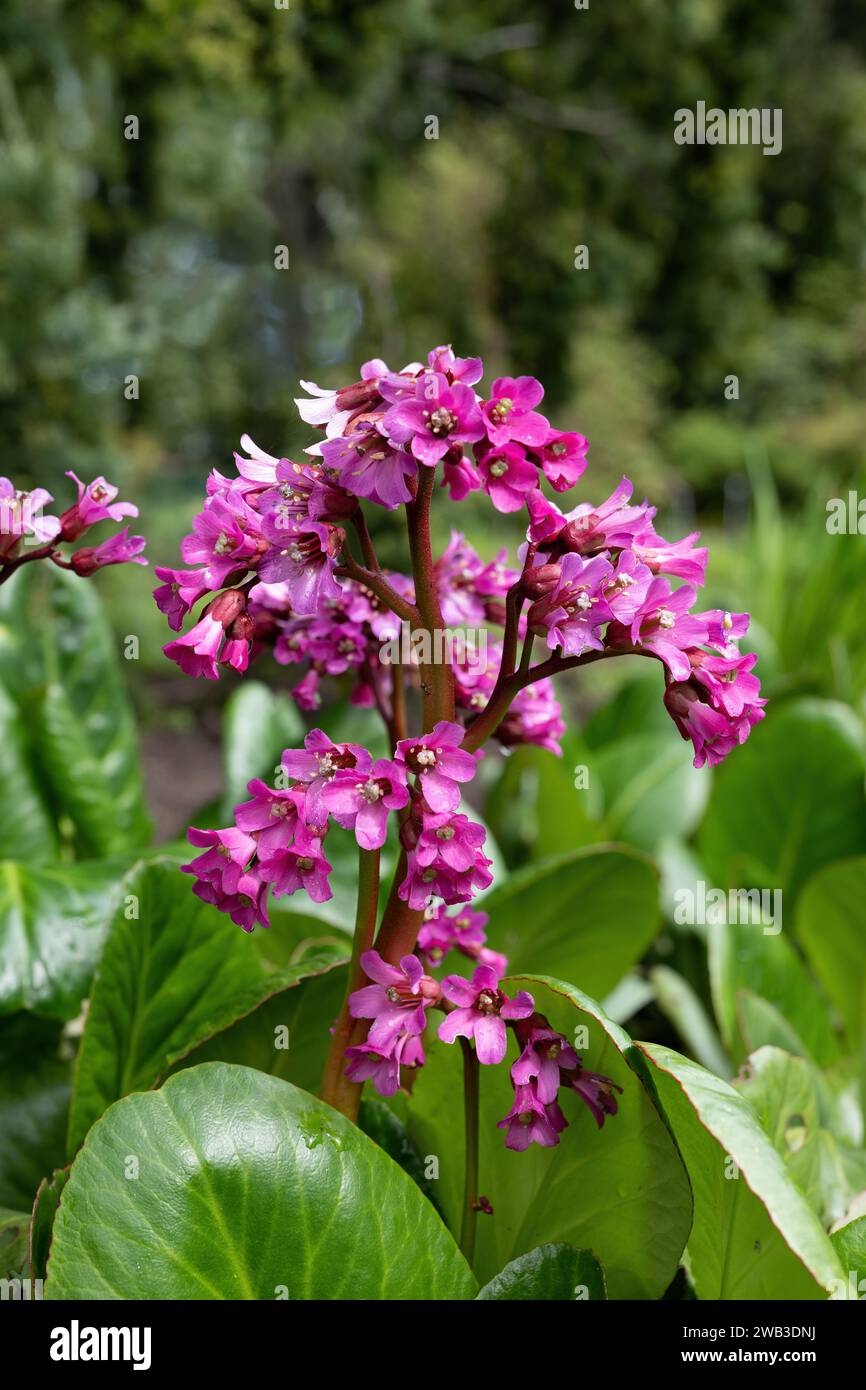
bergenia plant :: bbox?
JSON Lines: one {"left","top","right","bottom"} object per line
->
{"left": 156, "top": 343, "right": 764, "bottom": 1260}
{"left": 0, "top": 472, "right": 146, "bottom": 585}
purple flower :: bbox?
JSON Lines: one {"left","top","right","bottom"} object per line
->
{"left": 399, "top": 810, "right": 494, "bottom": 909}
{"left": 527, "top": 552, "right": 614, "bottom": 656}
{"left": 191, "top": 869, "right": 270, "bottom": 933}
{"left": 481, "top": 376, "right": 549, "bottom": 449}
{"left": 0, "top": 479, "right": 59, "bottom": 553}
{"left": 395, "top": 720, "right": 478, "bottom": 812}
{"left": 383, "top": 372, "right": 484, "bottom": 467}
{"left": 511, "top": 1025, "right": 578, "bottom": 1104}
{"left": 344, "top": 1032, "right": 425, "bottom": 1098}
{"left": 153, "top": 565, "right": 212, "bottom": 631}
{"left": 70, "top": 529, "right": 147, "bottom": 575}
{"left": 349, "top": 949, "right": 439, "bottom": 1049}
{"left": 631, "top": 526, "right": 708, "bottom": 586}
{"left": 619, "top": 578, "right": 709, "bottom": 681}
{"left": 233, "top": 780, "right": 308, "bottom": 856}
{"left": 496, "top": 679, "right": 565, "bottom": 757}
{"left": 257, "top": 823, "right": 333, "bottom": 903}
{"left": 440, "top": 448, "right": 482, "bottom": 501}
{"left": 320, "top": 758, "right": 409, "bottom": 850}
{"left": 258, "top": 519, "right": 344, "bottom": 616}
{"left": 281, "top": 729, "right": 372, "bottom": 823}
{"left": 437, "top": 965, "right": 534, "bottom": 1064}
{"left": 417, "top": 905, "right": 508, "bottom": 977}
{"left": 321, "top": 423, "right": 417, "bottom": 509}
{"left": 182, "top": 826, "right": 257, "bottom": 895}
{"left": 565, "top": 1062, "right": 623, "bottom": 1129}
{"left": 163, "top": 612, "right": 226, "bottom": 679}
{"left": 497, "top": 1083, "right": 568, "bottom": 1151}
{"left": 181, "top": 488, "right": 264, "bottom": 587}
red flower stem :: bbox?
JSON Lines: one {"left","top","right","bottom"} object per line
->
{"left": 405, "top": 467, "right": 455, "bottom": 728}
{"left": 352, "top": 510, "right": 381, "bottom": 573}
{"left": 461, "top": 644, "right": 663, "bottom": 752}
{"left": 0, "top": 543, "right": 59, "bottom": 585}
{"left": 459, "top": 1037, "right": 480, "bottom": 1265}
{"left": 336, "top": 551, "right": 418, "bottom": 625}
{"left": 320, "top": 844, "right": 381, "bottom": 1118}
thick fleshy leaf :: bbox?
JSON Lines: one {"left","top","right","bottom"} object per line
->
{"left": 67, "top": 857, "right": 347, "bottom": 1154}
{"left": 0, "top": 564, "right": 151, "bottom": 857}
{"left": 831, "top": 1216, "right": 866, "bottom": 1293}
{"left": 0, "top": 859, "right": 125, "bottom": 1020}
{"left": 169, "top": 963, "right": 348, "bottom": 1097}
{"left": 797, "top": 857, "right": 866, "bottom": 1050}
{"left": 0, "top": 1207, "right": 29, "bottom": 1279}
{"left": 735, "top": 1046, "right": 866, "bottom": 1229}
{"left": 221, "top": 681, "right": 304, "bottom": 818}
{"left": 476, "top": 1243, "right": 606, "bottom": 1300}
{"left": 649, "top": 965, "right": 731, "bottom": 1078}
{"left": 407, "top": 975, "right": 691, "bottom": 1297}
{"left": 699, "top": 699, "right": 866, "bottom": 906}
{"left": 0, "top": 685, "right": 57, "bottom": 860}
{"left": 592, "top": 732, "right": 710, "bottom": 853}
{"left": 480, "top": 847, "right": 658, "bottom": 1001}
{"left": 29, "top": 1167, "right": 69, "bottom": 1282}
{"left": 709, "top": 918, "right": 839, "bottom": 1067}
{"left": 46, "top": 1064, "right": 477, "bottom": 1300}
{"left": 635, "top": 1043, "right": 846, "bottom": 1299}
{"left": 0, "top": 1017, "right": 70, "bottom": 1211}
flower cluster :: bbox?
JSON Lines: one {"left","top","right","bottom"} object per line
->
{"left": 0, "top": 472, "right": 146, "bottom": 582}
{"left": 164, "top": 340, "right": 764, "bottom": 1158}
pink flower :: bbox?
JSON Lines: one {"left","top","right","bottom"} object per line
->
{"left": 69, "top": 529, "right": 147, "bottom": 575}
{"left": 257, "top": 822, "right": 332, "bottom": 903}
{"left": 0, "top": 480, "right": 59, "bottom": 554}
{"left": 511, "top": 1025, "right": 578, "bottom": 1103}
{"left": 181, "top": 488, "right": 264, "bottom": 586}
{"left": 440, "top": 447, "right": 482, "bottom": 501}
{"left": 417, "top": 905, "right": 507, "bottom": 976}
{"left": 399, "top": 810, "right": 493, "bottom": 909}
{"left": 426, "top": 345, "right": 484, "bottom": 385}
{"left": 664, "top": 678, "right": 764, "bottom": 768}
{"left": 481, "top": 376, "right": 549, "bottom": 449}
{"left": 182, "top": 825, "right": 257, "bottom": 895}
{"left": 437, "top": 965, "right": 534, "bottom": 1064}
{"left": 281, "top": 729, "right": 372, "bottom": 823}
{"left": 349, "top": 950, "right": 439, "bottom": 1049}
{"left": 233, "top": 780, "right": 307, "bottom": 856}
{"left": 191, "top": 869, "right": 270, "bottom": 933}
{"left": 476, "top": 442, "right": 539, "bottom": 513}
{"left": 631, "top": 526, "right": 708, "bottom": 586}
{"left": 614, "top": 578, "right": 709, "bottom": 681}
{"left": 527, "top": 552, "right": 614, "bottom": 656}
{"left": 153, "top": 566, "right": 212, "bottom": 631}
{"left": 321, "top": 423, "right": 417, "bottom": 509}
{"left": 383, "top": 372, "right": 484, "bottom": 467}
{"left": 528, "top": 477, "right": 651, "bottom": 553}
{"left": 496, "top": 679, "right": 565, "bottom": 756}
{"left": 321, "top": 758, "right": 409, "bottom": 850}
{"left": 162, "top": 589, "right": 247, "bottom": 679}
{"left": 565, "top": 1062, "right": 622, "bottom": 1128}
{"left": 344, "top": 1032, "right": 425, "bottom": 1098}
{"left": 60, "top": 473, "right": 138, "bottom": 540}
{"left": 534, "top": 429, "right": 588, "bottom": 492}
{"left": 395, "top": 720, "right": 478, "bottom": 812}
{"left": 497, "top": 1083, "right": 568, "bottom": 1151}
{"left": 259, "top": 519, "right": 344, "bottom": 615}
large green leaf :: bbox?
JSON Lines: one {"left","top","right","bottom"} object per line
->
{"left": 221, "top": 680, "right": 303, "bottom": 818}
{"left": 736, "top": 1046, "right": 866, "bottom": 1229}
{"left": 0, "top": 685, "right": 57, "bottom": 860}
{"left": 67, "top": 857, "right": 347, "bottom": 1154}
{"left": 0, "top": 564, "right": 150, "bottom": 857}
{"left": 0, "top": 1017, "right": 70, "bottom": 1211}
{"left": 29, "top": 1167, "right": 69, "bottom": 1283}
{"left": 592, "top": 732, "right": 710, "bottom": 853}
{"left": 797, "top": 857, "right": 866, "bottom": 1050}
{"left": 407, "top": 975, "right": 691, "bottom": 1297}
{"left": 699, "top": 699, "right": 866, "bottom": 905}
{"left": 476, "top": 1243, "right": 606, "bottom": 1300}
{"left": 708, "top": 918, "right": 839, "bottom": 1067}
{"left": 831, "top": 1216, "right": 866, "bottom": 1293}
{"left": 480, "top": 846, "right": 658, "bottom": 1001}
{"left": 635, "top": 1043, "right": 846, "bottom": 1299}
{"left": 46, "top": 1063, "right": 477, "bottom": 1300}
{"left": 0, "top": 860, "right": 125, "bottom": 1020}
{"left": 170, "top": 964, "right": 348, "bottom": 1097}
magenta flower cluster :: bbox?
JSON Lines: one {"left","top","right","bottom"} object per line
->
{"left": 162, "top": 340, "right": 765, "bottom": 1153}
{"left": 0, "top": 472, "right": 146, "bottom": 582}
